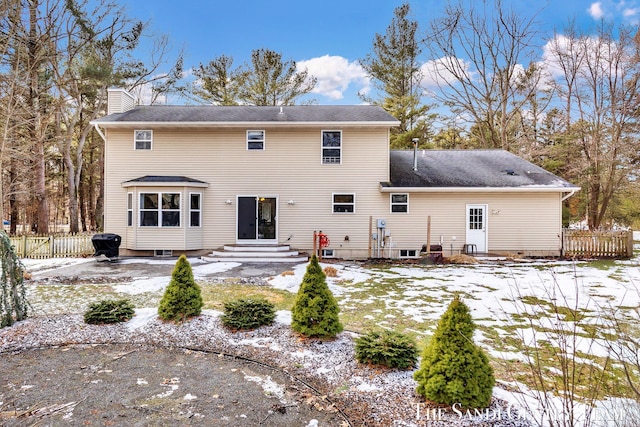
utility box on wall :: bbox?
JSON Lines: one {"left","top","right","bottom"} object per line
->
{"left": 377, "top": 218, "right": 386, "bottom": 228}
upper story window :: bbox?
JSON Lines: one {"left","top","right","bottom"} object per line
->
{"left": 134, "top": 130, "right": 152, "bottom": 150}
{"left": 333, "top": 193, "right": 355, "bottom": 213}
{"left": 247, "top": 130, "right": 265, "bottom": 150}
{"left": 140, "top": 192, "right": 180, "bottom": 227}
{"left": 322, "top": 130, "right": 342, "bottom": 164}
{"left": 391, "top": 194, "right": 409, "bottom": 213}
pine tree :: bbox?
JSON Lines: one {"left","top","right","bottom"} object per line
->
{"left": 158, "top": 255, "right": 203, "bottom": 323}
{"left": 414, "top": 295, "right": 495, "bottom": 408}
{"left": 291, "top": 255, "right": 343, "bottom": 338}
{"left": 359, "top": 3, "right": 435, "bottom": 148}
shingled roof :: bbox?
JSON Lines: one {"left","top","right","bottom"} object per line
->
{"left": 93, "top": 105, "right": 399, "bottom": 126}
{"left": 382, "top": 149, "right": 578, "bottom": 191}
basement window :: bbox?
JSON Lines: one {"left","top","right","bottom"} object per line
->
{"left": 399, "top": 249, "right": 418, "bottom": 258}
{"left": 322, "top": 249, "right": 335, "bottom": 258}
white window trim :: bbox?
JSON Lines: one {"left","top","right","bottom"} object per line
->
{"left": 139, "top": 192, "right": 181, "bottom": 228}
{"left": 247, "top": 130, "right": 265, "bottom": 150}
{"left": 127, "top": 192, "right": 133, "bottom": 227}
{"left": 399, "top": 249, "right": 418, "bottom": 258}
{"left": 390, "top": 193, "right": 409, "bottom": 213}
{"left": 321, "top": 130, "right": 342, "bottom": 165}
{"left": 332, "top": 192, "right": 355, "bottom": 214}
{"left": 134, "top": 130, "right": 153, "bottom": 150}
{"left": 189, "top": 192, "right": 202, "bottom": 228}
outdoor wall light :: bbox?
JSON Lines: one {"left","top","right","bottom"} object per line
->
{"left": 225, "top": 199, "right": 232, "bottom": 205}
{"left": 287, "top": 200, "right": 295, "bottom": 205}
{"left": 491, "top": 209, "right": 501, "bottom": 215}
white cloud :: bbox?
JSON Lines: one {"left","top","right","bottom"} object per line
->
{"left": 420, "top": 56, "right": 473, "bottom": 90}
{"left": 588, "top": 2, "right": 605, "bottom": 19}
{"left": 297, "top": 55, "right": 370, "bottom": 101}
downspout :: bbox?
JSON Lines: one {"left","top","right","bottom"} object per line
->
{"left": 93, "top": 124, "right": 106, "bottom": 143}
{"left": 561, "top": 189, "right": 577, "bottom": 202}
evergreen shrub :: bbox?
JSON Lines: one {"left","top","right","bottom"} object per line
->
{"left": 158, "top": 255, "right": 203, "bottom": 323}
{"left": 84, "top": 299, "right": 135, "bottom": 324}
{"left": 414, "top": 295, "right": 495, "bottom": 408}
{"left": 221, "top": 298, "right": 276, "bottom": 330}
{"left": 291, "top": 255, "right": 343, "bottom": 338}
{"left": 355, "top": 329, "right": 418, "bottom": 369}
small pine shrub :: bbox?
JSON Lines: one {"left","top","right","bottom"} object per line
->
{"left": 355, "top": 330, "right": 418, "bottom": 369}
{"left": 158, "top": 255, "right": 203, "bottom": 323}
{"left": 291, "top": 255, "right": 343, "bottom": 338}
{"left": 221, "top": 298, "right": 276, "bottom": 330}
{"left": 414, "top": 295, "right": 495, "bottom": 409}
{"left": 323, "top": 266, "right": 338, "bottom": 277}
{"left": 84, "top": 299, "right": 135, "bottom": 324}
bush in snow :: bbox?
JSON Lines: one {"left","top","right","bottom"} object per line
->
{"left": 291, "top": 255, "right": 343, "bottom": 338}
{"left": 84, "top": 299, "right": 135, "bottom": 324}
{"left": 158, "top": 255, "right": 203, "bottom": 323}
{"left": 414, "top": 295, "right": 494, "bottom": 408}
{"left": 221, "top": 298, "right": 275, "bottom": 330}
{"left": 355, "top": 329, "right": 418, "bottom": 369}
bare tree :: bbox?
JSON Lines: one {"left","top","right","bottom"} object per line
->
{"left": 545, "top": 23, "right": 640, "bottom": 230}
{"left": 424, "top": 0, "right": 542, "bottom": 150}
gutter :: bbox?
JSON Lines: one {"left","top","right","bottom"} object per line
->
{"left": 379, "top": 184, "right": 581, "bottom": 194}
{"left": 89, "top": 120, "right": 400, "bottom": 129}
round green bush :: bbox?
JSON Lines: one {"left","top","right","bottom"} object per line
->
{"left": 158, "top": 255, "right": 203, "bottom": 323}
{"left": 355, "top": 329, "right": 418, "bottom": 369}
{"left": 291, "top": 255, "right": 343, "bottom": 338}
{"left": 84, "top": 299, "right": 135, "bottom": 324}
{"left": 413, "top": 295, "right": 495, "bottom": 409}
{"left": 221, "top": 298, "right": 276, "bottom": 330}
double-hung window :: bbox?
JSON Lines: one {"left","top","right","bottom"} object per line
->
{"left": 247, "top": 130, "right": 265, "bottom": 150}
{"left": 332, "top": 193, "right": 354, "bottom": 213}
{"left": 127, "top": 193, "right": 133, "bottom": 226}
{"left": 134, "top": 130, "right": 152, "bottom": 150}
{"left": 391, "top": 194, "right": 409, "bottom": 213}
{"left": 322, "top": 130, "right": 341, "bottom": 164}
{"left": 189, "top": 193, "right": 201, "bottom": 227}
{"left": 140, "top": 192, "right": 181, "bottom": 227}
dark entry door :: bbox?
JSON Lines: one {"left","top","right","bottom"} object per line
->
{"left": 237, "top": 197, "right": 257, "bottom": 240}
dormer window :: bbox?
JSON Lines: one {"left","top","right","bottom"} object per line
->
{"left": 134, "top": 130, "right": 152, "bottom": 150}
{"left": 247, "top": 130, "right": 265, "bottom": 150}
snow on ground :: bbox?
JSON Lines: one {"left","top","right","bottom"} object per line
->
{"left": 13, "top": 251, "right": 640, "bottom": 426}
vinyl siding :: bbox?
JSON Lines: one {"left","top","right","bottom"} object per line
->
{"left": 104, "top": 126, "right": 390, "bottom": 253}
{"left": 104, "top": 125, "right": 565, "bottom": 257}
{"left": 382, "top": 192, "right": 562, "bottom": 256}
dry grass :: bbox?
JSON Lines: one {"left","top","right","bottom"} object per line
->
{"left": 445, "top": 254, "right": 478, "bottom": 265}
{"left": 323, "top": 266, "right": 339, "bottom": 277}
{"left": 280, "top": 270, "right": 295, "bottom": 276}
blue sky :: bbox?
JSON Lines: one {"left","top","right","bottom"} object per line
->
{"left": 124, "top": 0, "right": 640, "bottom": 105}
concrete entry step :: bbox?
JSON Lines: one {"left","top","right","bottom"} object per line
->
{"left": 202, "top": 244, "right": 309, "bottom": 263}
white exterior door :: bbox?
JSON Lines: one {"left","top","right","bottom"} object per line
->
{"left": 466, "top": 204, "right": 487, "bottom": 253}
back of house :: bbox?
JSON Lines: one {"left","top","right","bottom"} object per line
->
{"left": 91, "top": 89, "right": 578, "bottom": 260}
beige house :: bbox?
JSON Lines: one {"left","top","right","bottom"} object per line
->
{"left": 91, "top": 89, "right": 579, "bottom": 260}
